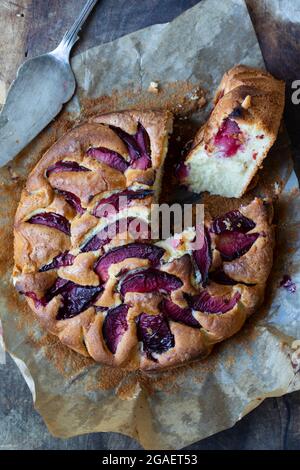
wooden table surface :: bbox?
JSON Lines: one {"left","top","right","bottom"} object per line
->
{"left": 0, "top": 0, "right": 300, "bottom": 450}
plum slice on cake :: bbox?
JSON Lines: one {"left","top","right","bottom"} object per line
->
{"left": 180, "top": 65, "right": 285, "bottom": 198}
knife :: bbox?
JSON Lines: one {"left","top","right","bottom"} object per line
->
{"left": 0, "top": 0, "right": 98, "bottom": 167}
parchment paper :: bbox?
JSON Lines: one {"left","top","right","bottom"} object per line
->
{"left": 1, "top": 0, "right": 299, "bottom": 450}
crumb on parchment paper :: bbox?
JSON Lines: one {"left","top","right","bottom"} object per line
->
{"left": 148, "top": 81, "right": 159, "bottom": 94}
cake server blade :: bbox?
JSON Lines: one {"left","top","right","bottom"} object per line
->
{"left": 0, "top": 0, "right": 98, "bottom": 167}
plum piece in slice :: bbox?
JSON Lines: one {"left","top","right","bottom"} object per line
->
{"left": 210, "top": 210, "right": 255, "bottom": 234}
{"left": 87, "top": 147, "right": 129, "bottom": 173}
{"left": 160, "top": 298, "right": 200, "bottom": 328}
{"left": 190, "top": 290, "right": 241, "bottom": 314}
{"left": 95, "top": 243, "right": 165, "bottom": 282}
{"left": 136, "top": 312, "right": 175, "bottom": 360}
{"left": 93, "top": 189, "right": 153, "bottom": 218}
{"left": 57, "top": 190, "right": 84, "bottom": 215}
{"left": 216, "top": 231, "right": 259, "bottom": 261}
{"left": 214, "top": 118, "right": 243, "bottom": 157}
{"left": 280, "top": 275, "right": 297, "bottom": 294}
{"left": 27, "top": 212, "right": 70, "bottom": 235}
{"left": 81, "top": 218, "right": 150, "bottom": 253}
{"left": 46, "top": 160, "right": 90, "bottom": 177}
{"left": 102, "top": 304, "right": 129, "bottom": 354}
{"left": 193, "top": 227, "right": 212, "bottom": 286}
{"left": 39, "top": 251, "right": 75, "bottom": 272}
{"left": 43, "top": 278, "right": 103, "bottom": 320}
{"left": 175, "top": 161, "right": 189, "bottom": 180}
{"left": 119, "top": 268, "right": 183, "bottom": 297}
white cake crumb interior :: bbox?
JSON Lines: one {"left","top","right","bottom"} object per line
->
{"left": 186, "top": 123, "right": 272, "bottom": 197}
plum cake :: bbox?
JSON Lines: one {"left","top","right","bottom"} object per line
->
{"left": 179, "top": 65, "right": 285, "bottom": 197}
{"left": 13, "top": 109, "right": 274, "bottom": 370}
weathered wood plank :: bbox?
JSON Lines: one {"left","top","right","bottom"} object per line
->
{"left": 0, "top": 0, "right": 30, "bottom": 104}
{"left": 246, "top": 0, "right": 300, "bottom": 177}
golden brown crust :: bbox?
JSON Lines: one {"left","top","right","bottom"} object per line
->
{"left": 13, "top": 108, "right": 273, "bottom": 371}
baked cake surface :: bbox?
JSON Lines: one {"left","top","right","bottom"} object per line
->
{"left": 13, "top": 109, "right": 274, "bottom": 370}
{"left": 180, "top": 65, "right": 285, "bottom": 198}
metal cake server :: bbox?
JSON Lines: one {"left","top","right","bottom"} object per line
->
{"left": 0, "top": 0, "right": 98, "bottom": 167}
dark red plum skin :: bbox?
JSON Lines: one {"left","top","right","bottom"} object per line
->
{"left": 110, "top": 122, "right": 151, "bottom": 169}
{"left": 280, "top": 275, "right": 297, "bottom": 294}
{"left": 160, "top": 298, "right": 200, "bottom": 328}
{"left": 39, "top": 251, "right": 75, "bottom": 272}
{"left": 136, "top": 312, "right": 175, "bottom": 360}
{"left": 216, "top": 231, "right": 259, "bottom": 261}
{"left": 92, "top": 189, "right": 153, "bottom": 218}
{"left": 87, "top": 147, "right": 129, "bottom": 172}
{"left": 110, "top": 125, "right": 141, "bottom": 161}
{"left": 46, "top": 160, "right": 90, "bottom": 177}
{"left": 24, "top": 291, "right": 47, "bottom": 308}
{"left": 208, "top": 269, "right": 255, "bottom": 287}
{"left": 57, "top": 190, "right": 84, "bottom": 215}
{"left": 210, "top": 210, "right": 255, "bottom": 234}
{"left": 102, "top": 304, "right": 129, "bottom": 354}
{"left": 43, "top": 278, "right": 103, "bottom": 320}
{"left": 119, "top": 268, "right": 183, "bottom": 297}
{"left": 27, "top": 212, "right": 71, "bottom": 236}
{"left": 190, "top": 290, "right": 241, "bottom": 314}
{"left": 95, "top": 244, "right": 165, "bottom": 282}
{"left": 214, "top": 118, "right": 242, "bottom": 157}
{"left": 81, "top": 218, "right": 150, "bottom": 253}
{"left": 193, "top": 227, "right": 212, "bottom": 286}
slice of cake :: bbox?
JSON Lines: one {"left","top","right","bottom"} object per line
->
{"left": 180, "top": 65, "right": 285, "bottom": 198}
